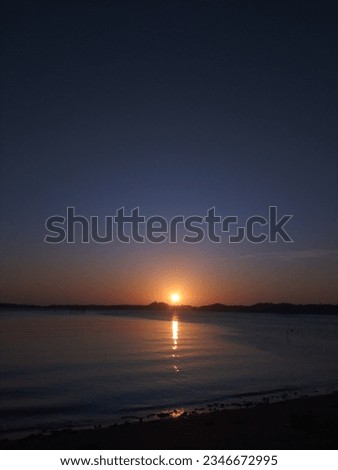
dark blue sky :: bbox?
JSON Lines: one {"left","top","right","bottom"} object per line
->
{"left": 1, "top": 1, "right": 337, "bottom": 305}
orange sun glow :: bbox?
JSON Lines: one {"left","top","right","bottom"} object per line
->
{"left": 170, "top": 293, "right": 181, "bottom": 304}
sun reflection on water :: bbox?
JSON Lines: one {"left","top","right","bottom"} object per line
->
{"left": 171, "top": 315, "right": 180, "bottom": 372}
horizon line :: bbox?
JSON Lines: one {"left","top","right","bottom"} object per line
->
{"left": 1, "top": 301, "right": 337, "bottom": 310}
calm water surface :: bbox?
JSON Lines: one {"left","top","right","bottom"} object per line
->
{"left": 1, "top": 309, "right": 338, "bottom": 436}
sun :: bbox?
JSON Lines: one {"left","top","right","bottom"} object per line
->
{"left": 170, "top": 293, "right": 181, "bottom": 304}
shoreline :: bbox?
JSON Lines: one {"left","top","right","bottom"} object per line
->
{"left": 1, "top": 392, "right": 338, "bottom": 450}
{"left": 0, "top": 387, "right": 332, "bottom": 441}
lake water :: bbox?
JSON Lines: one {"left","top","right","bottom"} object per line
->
{"left": 1, "top": 309, "right": 338, "bottom": 437}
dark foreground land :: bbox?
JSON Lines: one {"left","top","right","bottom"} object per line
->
{"left": 1, "top": 393, "right": 338, "bottom": 450}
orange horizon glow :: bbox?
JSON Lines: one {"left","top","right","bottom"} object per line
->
{"left": 2, "top": 250, "right": 337, "bottom": 306}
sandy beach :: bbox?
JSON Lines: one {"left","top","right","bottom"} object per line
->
{"left": 1, "top": 393, "right": 337, "bottom": 450}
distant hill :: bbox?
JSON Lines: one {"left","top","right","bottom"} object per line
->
{"left": 0, "top": 302, "right": 337, "bottom": 314}
{"left": 194, "top": 302, "right": 338, "bottom": 314}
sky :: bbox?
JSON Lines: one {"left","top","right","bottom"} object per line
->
{"left": 1, "top": 0, "right": 337, "bottom": 305}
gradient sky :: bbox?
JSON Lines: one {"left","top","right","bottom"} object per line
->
{"left": 1, "top": 0, "right": 337, "bottom": 305}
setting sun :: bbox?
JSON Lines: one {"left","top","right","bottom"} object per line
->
{"left": 170, "top": 293, "right": 181, "bottom": 304}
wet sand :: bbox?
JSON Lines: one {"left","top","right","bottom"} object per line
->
{"left": 1, "top": 393, "right": 338, "bottom": 449}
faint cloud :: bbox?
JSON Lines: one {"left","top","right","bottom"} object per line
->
{"left": 239, "top": 249, "right": 338, "bottom": 261}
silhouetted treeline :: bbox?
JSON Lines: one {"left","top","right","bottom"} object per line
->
{"left": 0, "top": 301, "right": 337, "bottom": 314}
{"left": 194, "top": 302, "right": 338, "bottom": 314}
